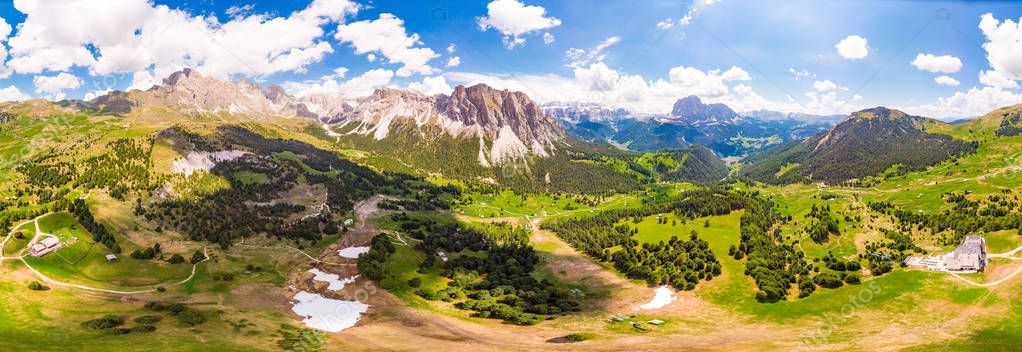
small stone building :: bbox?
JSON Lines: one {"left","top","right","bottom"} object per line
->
{"left": 944, "top": 236, "right": 986, "bottom": 272}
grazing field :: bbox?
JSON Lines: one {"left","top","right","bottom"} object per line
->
{"left": 625, "top": 211, "right": 743, "bottom": 246}
{"left": 458, "top": 190, "right": 637, "bottom": 220}
{"left": 24, "top": 213, "right": 194, "bottom": 289}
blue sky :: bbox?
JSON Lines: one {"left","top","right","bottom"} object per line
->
{"left": 1, "top": 0, "right": 1021, "bottom": 119}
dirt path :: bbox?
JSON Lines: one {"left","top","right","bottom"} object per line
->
{"left": 0, "top": 213, "right": 51, "bottom": 261}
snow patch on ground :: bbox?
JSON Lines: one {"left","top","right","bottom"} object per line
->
{"left": 172, "top": 150, "right": 249, "bottom": 176}
{"left": 308, "top": 268, "right": 358, "bottom": 291}
{"left": 638, "top": 286, "right": 676, "bottom": 310}
{"left": 338, "top": 246, "right": 370, "bottom": 258}
{"left": 290, "top": 291, "right": 369, "bottom": 333}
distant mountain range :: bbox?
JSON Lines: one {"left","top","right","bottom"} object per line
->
{"left": 544, "top": 96, "right": 842, "bottom": 158}
{"left": 739, "top": 107, "right": 979, "bottom": 184}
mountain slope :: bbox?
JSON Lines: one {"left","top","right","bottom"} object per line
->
{"left": 740, "top": 107, "right": 979, "bottom": 184}
{"left": 639, "top": 145, "right": 730, "bottom": 182}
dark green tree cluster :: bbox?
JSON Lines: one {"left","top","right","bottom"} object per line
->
{"left": 143, "top": 302, "right": 206, "bottom": 326}
{"left": 734, "top": 199, "right": 811, "bottom": 302}
{"left": 996, "top": 112, "right": 1022, "bottom": 137}
{"left": 68, "top": 198, "right": 118, "bottom": 252}
{"left": 356, "top": 234, "right": 396, "bottom": 281}
{"left": 369, "top": 214, "right": 579, "bottom": 325}
{"left": 75, "top": 138, "right": 157, "bottom": 200}
{"left": 81, "top": 314, "right": 157, "bottom": 335}
{"left": 611, "top": 231, "right": 722, "bottom": 290}
{"left": 821, "top": 252, "right": 861, "bottom": 272}
{"left": 16, "top": 137, "right": 160, "bottom": 200}
{"left": 807, "top": 204, "right": 841, "bottom": 243}
{"left": 130, "top": 243, "right": 161, "bottom": 260}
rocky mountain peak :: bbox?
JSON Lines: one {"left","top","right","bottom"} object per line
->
{"left": 669, "top": 95, "right": 739, "bottom": 125}
{"left": 162, "top": 68, "right": 205, "bottom": 86}
{"left": 846, "top": 107, "right": 909, "bottom": 121}
{"left": 331, "top": 82, "right": 565, "bottom": 165}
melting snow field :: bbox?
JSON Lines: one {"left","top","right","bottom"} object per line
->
{"left": 290, "top": 291, "right": 369, "bottom": 333}
{"left": 308, "top": 268, "right": 358, "bottom": 291}
{"left": 172, "top": 150, "right": 249, "bottom": 176}
{"left": 638, "top": 286, "right": 677, "bottom": 310}
{"left": 338, "top": 246, "right": 370, "bottom": 258}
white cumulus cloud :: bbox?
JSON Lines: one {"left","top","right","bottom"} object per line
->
{"left": 812, "top": 80, "right": 847, "bottom": 92}
{"left": 0, "top": 85, "right": 29, "bottom": 102}
{"left": 407, "top": 76, "right": 453, "bottom": 96}
{"left": 907, "top": 86, "right": 1022, "bottom": 119}
{"left": 542, "top": 32, "right": 555, "bottom": 45}
{"left": 656, "top": 18, "right": 674, "bottom": 30}
{"left": 335, "top": 13, "right": 439, "bottom": 77}
{"left": 477, "top": 0, "right": 561, "bottom": 49}
{"left": 679, "top": 0, "right": 721, "bottom": 26}
{"left": 934, "top": 75, "right": 960, "bottom": 86}
{"left": 565, "top": 36, "right": 621, "bottom": 69}
{"left": 911, "top": 53, "right": 962, "bottom": 73}
{"left": 5, "top": 0, "right": 360, "bottom": 83}
{"left": 33, "top": 72, "right": 82, "bottom": 100}
{"left": 835, "top": 35, "right": 869, "bottom": 60}
{"left": 0, "top": 17, "right": 11, "bottom": 78}
{"left": 977, "top": 13, "right": 1022, "bottom": 89}
{"left": 788, "top": 68, "right": 815, "bottom": 81}
{"left": 446, "top": 56, "right": 461, "bottom": 68}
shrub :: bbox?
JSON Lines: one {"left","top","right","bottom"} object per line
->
{"left": 130, "top": 325, "right": 157, "bottom": 333}
{"left": 168, "top": 254, "right": 185, "bottom": 264}
{"left": 407, "top": 277, "right": 422, "bottom": 288}
{"left": 102, "top": 328, "right": 132, "bottom": 335}
{"left": 814, "top": 273, "right": 844, "bottom": 289}
{"left": 27, "top": 281, "right": 44, "bottom": 290}
{"left": 190, "top": 250, "right": 206, "bottom": 264}
{"left": 563, "top": 333, "right": 593, "bottom": 342}
{"left": 134, "top": 315, "right": 163, "bottom": 324}
{"left": 176, "top": 309, "right": 206, "bottom": 327}
{"left": 82, "top": 315, "right": 124, "bottom": 330}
